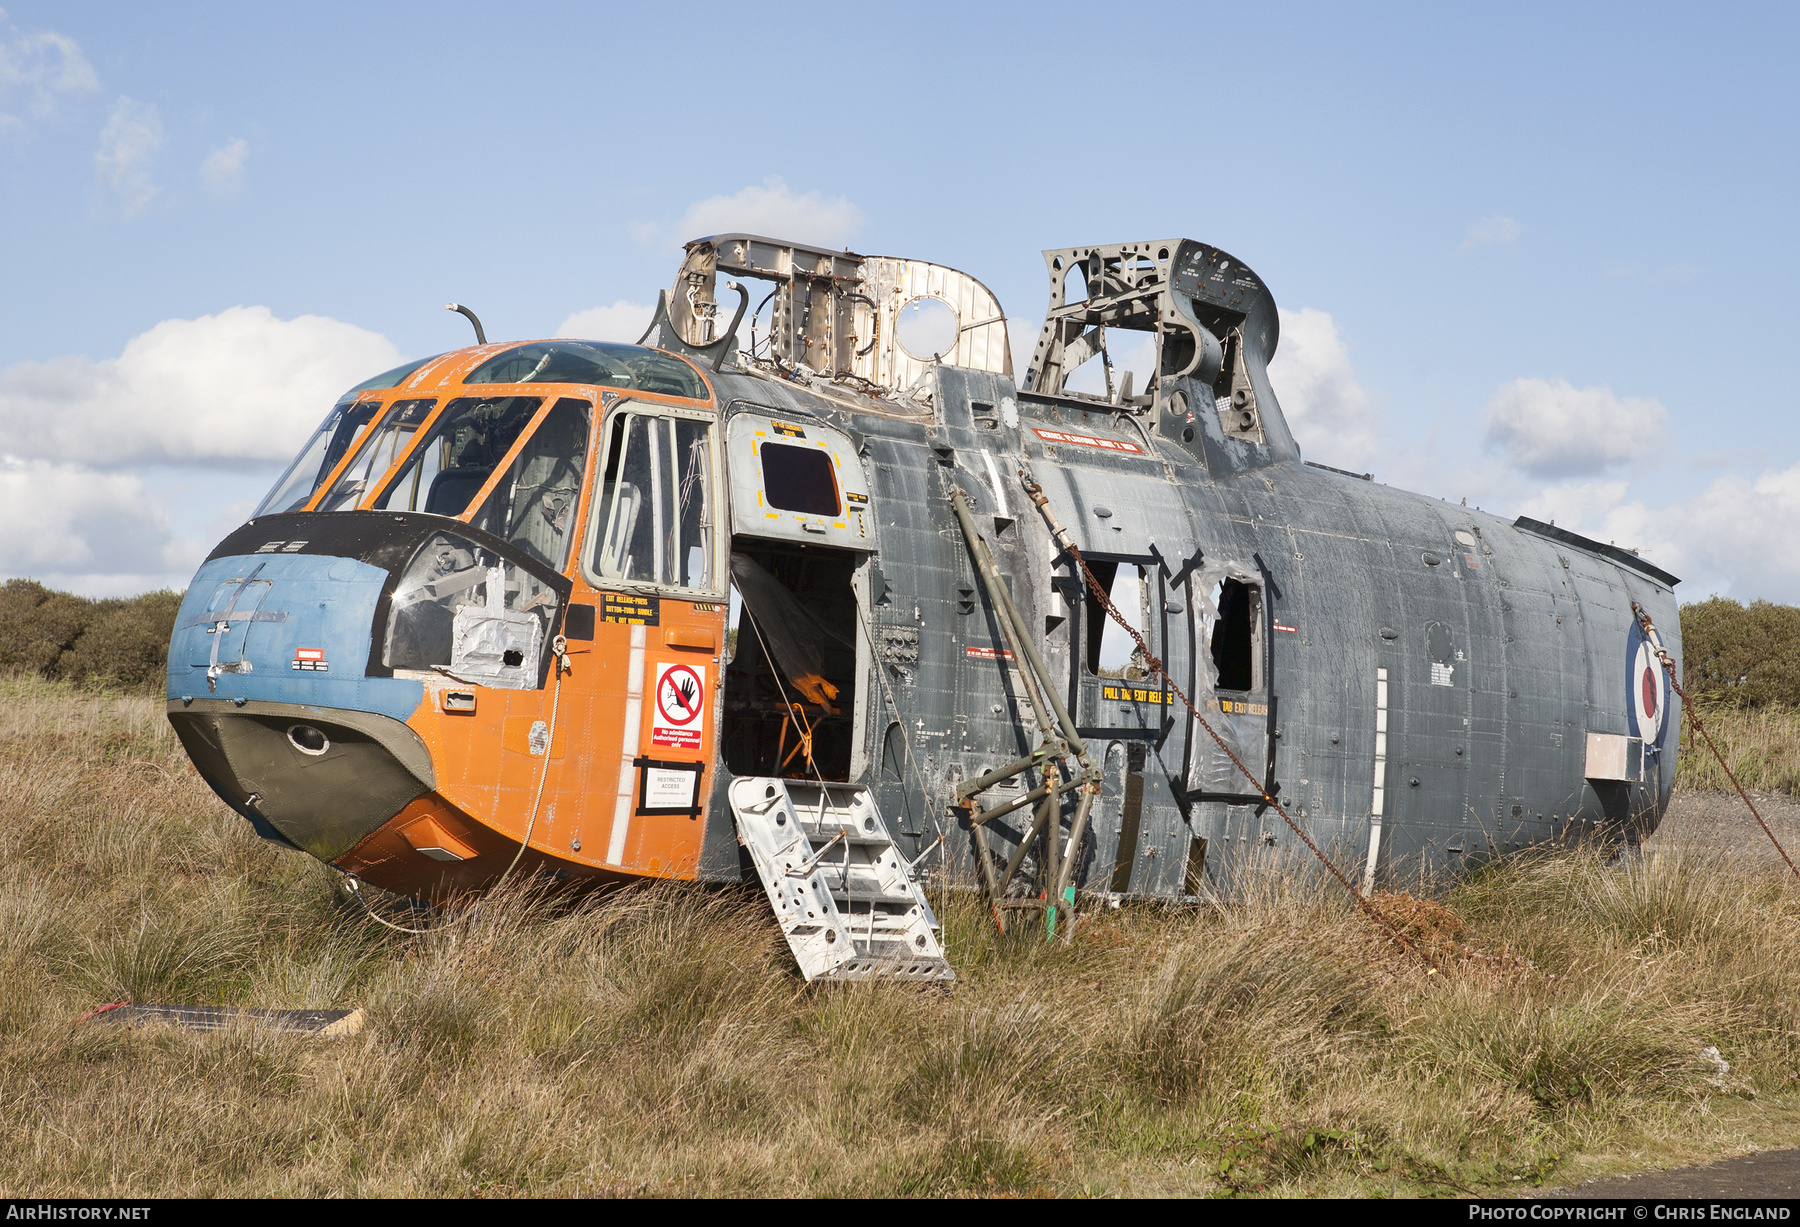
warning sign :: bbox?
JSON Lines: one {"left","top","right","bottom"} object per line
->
{"left": 1031, "top": 427, "right": 1143, "bottom": 454}
{"left": 651, "top": 662, "right": 707, "bottom": 750}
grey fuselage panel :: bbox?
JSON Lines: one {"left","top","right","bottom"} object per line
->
{"left": 703, "top": 359, "right": 1680, "bottom": 898}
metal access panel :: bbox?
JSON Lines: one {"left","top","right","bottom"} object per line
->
{"left": 1585, "top": 732, "right": 1644, "bottom": 782}
{"left": 729, "top": 776, "right": 952, "bottom": 982}
{"left": 725, "top": 409, "right": 872, "bottom": 550}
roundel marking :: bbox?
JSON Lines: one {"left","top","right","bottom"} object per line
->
{"left": 1626, "top": 629, "right": 1668, "bottom": 746}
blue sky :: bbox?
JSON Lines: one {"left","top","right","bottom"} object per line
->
{"left": 1, "top": 1, "right": 1796, "bottom": 600}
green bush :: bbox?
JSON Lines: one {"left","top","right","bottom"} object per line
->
{"left": 0, "top": 579, "right": 182, "bottom": 691}
{"left": 1678, "top": 597, "right": 1800, "bottom": 709}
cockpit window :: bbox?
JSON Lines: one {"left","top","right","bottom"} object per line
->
{"left": 252, "top": 399, "right": 381, "bottom": 518}
{"left": 338, "top": 353, "right": 445, "bottom": 398}
{"left": 585, "top": 408, "right": 716, "bottom": 591}
{"left": 469, "top": 397, "right": 592, "bottom": 570}
{"left": 374, "top": 395, "right": 542, "bottom": 517}
{"left": 313, "top": 399, "right": 437, "bottom": 512}
{"left": 463, "top": 341, "right": 706, "bottom": 400}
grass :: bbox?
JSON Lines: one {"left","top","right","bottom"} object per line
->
{"left": 5, "top": 671, "right": 1800, "bottom": 1197}
{"left": 1675, "top": 702, "right": 1800, "bottom": 796}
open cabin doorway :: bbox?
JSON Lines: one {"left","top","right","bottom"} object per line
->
{"left": 722, "top": 541, "right": 862, "bottom": 781}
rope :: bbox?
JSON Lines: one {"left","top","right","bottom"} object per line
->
{"left": 741, "top": 606, "right": 826, "bottom": 784}
{"left": 343, "top": 874, "right": 439, "bottom": 937}
{"left": 497, "top": 634, "right": 571, "bottom": 882}
{"left": 1631, "top": 603, "right": 1800, "bottom": 883}
{"left": 1017, "top": 471, "right": 1435, "bottom": 972}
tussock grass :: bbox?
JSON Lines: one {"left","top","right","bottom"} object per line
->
{"left": 5, "top": 670, "right": 1800, "bottom": 1197}
{"left": 1675, "top": 702, "right": 1800, "bottom": 796}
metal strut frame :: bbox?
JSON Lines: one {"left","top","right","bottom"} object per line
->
{"left": 947, "top": 487, "right": 1102, "bottom": 940}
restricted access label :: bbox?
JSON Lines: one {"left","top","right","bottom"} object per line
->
{"left": 651, "top": 661, "right": 707, "bottom": 750}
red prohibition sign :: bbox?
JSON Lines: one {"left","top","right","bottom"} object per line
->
{"left": 657, "top": 665, "right": 704, "bottom": 726}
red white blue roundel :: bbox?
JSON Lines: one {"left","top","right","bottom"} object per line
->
{"left": 1626, "top": 619, "right": 1669, "bottom": 746}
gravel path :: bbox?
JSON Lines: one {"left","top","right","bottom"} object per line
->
{"left": 1548, "top": 1147, "right": 1800, "bottom": 1199}
{"left": 1644, "top": 788, "right": 1800, "bottom": 864}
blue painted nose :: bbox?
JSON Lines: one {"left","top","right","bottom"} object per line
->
{"left": 166, "top": 551, "right": 424, "bottom": 720}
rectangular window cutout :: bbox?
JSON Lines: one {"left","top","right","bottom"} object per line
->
{"left": 760, "top": 442, "right": 840, "bottom": 516}
{"left": 1084, "top": 560, "right": 1149, "bottom": 676}
{"left": 1211, "top": 578, "right": 1260, "bottom": 692}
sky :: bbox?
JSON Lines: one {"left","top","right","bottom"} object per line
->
{"left": 1, "top": 1, "right": 1796, "bottom": 602}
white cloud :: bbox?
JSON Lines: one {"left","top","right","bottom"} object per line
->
{"left": 199, "top": 137, "right": 248, "bottom": 195}
{"left": 1501, "top": 464, "right": 1800, "bottom": 604}
{"left": 0, "top": 457, "right": 184, "bottom": 579}
{"left": 1269, "top": 307, "right": 1381, "bottom": 471}
{"left": 0, "top": 305, "right": 401, "bottom": 467}
{"left": 0, "top": 14, "right": 97, "bottom": 125}
{"left": 95, "top": 96, "right": 162, "bottom": 214}
{"left": 556, "top": 300, "right": 653, "bottom": 343}
{"left": 662, "top": 177, "right": 863, "bottom": 251}
{"left": 1459, "top": 215, "right": 1523, "bottom": 252}
{"left": 1007, "top": 316, "right": 1041, "bottom": 384}
{"left": 1514, "top": 478, "right": 1632, "bottom": 530}
{"left": 1482, "top": 377, "right": 1667, "bottom": 478}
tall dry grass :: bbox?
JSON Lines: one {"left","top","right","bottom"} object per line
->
{"left": 1675, "top": 702, "right": 1800, "bottom": 796}
{"left": 3, "top": 670, "right": 1800, "bottom": 1196}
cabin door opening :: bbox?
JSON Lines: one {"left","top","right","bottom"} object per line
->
{"left": 722, "top": 541, "right": 861, "bottom": 781}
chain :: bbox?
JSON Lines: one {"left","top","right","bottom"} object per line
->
{"left": 1017, "top": 472, "right": 1435, "bottom": 971}
{"left": 1632, "top": 603, "right": 1800, "bottom": 883}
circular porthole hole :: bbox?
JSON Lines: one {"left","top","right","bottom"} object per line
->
{"left": 894, "top": 297, "right": 960, "bottom": 360}
{"left": 288, "top": 724, "right": 330, "bottom": 756}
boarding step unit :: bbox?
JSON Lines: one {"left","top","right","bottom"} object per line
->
{"left": 729, "top": 777, "right": 954, "bottom": 983}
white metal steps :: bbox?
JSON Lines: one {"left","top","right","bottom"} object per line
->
{"left": 729, "top": 776, "right": 954, "bottom": 983}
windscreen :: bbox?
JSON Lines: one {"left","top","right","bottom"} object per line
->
{"left": 252, "top": 400, "right": 380, "bottom": 518}
{"left": 373, "top": 395, "right": 542, "bottom": 517}
{"left": 314, "top": 399, "right": 436, "bottom": 512}
{"left": 463, "top": 341, "right": 706, "bottom": 399}
{"left": 469, "top": 397, "right": 592, "bottom": 570}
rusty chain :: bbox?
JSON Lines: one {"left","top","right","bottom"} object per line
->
{"left": 1017, "top": 472, "right": 1435, "bottom": 972}
{"left": 1632, "top": 603, "right": 1800, "bottom": 883}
